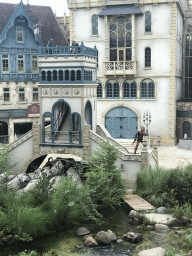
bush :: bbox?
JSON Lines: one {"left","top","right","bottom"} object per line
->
{"left": 85, "top": 140, "right": 125, "bottom": 213}
{"left": 179, "top": 228, "right": 192, "bottom": 250}
{"left": 172, "top": 202, "right": 192, "bottom": 219}
{"left": 51, "top": 177, "right": 101, "bottom": 227}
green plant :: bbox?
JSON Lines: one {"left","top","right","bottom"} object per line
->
{"left": 164, "top": 248, "right": 176, "bottom": 256}
{"left": 172, "top": 202, "right": 192, "bottom": 219}
{"left": 85, "top": 140, "right": 125, "bottom": 213}
{"left": 178, "top": 228, "right": 192, "bottom": 250}
{"left": 13, "top": 250, "right": 39, "bottom": 256}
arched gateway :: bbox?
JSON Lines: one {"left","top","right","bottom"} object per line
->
{"left": 105, "top": 107, "right": 137, "bottom": 139}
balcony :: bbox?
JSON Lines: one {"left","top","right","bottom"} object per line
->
{"left": 104, "top": 61, "right": 137, "bottom": 76}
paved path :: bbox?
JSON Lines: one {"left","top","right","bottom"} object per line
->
{"left": 158, "top": 146, "right": 192, "bottom": 169}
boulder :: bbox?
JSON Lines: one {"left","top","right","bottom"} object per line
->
{"left": 67, "top": 167, "right": 81, "bottom": 185}
{"left": 132, "top": 233, "right": 142, "bottom": 244}
{"left": 129, "top": 210, "right": 140, "bottom": 219}
{"left": 138, "top": 247, "right": 166, "bottom": 256}
{"left": 133, "top": 217, "right": 139, "bottom": 224}
{"left": 49, "top": 176, "right": 64, "bottom": 187}
{"left": 125, "top": 232, "right": 142, "bottom": 243}
{"left": 95, "top": 230, "right": 117, "bottom": 245}
{"left": 83, "top": 235, "right": 98, "bottom": 247}
{"left": 76, "top": 227, "right": 90, "bottom": 236}
{"left": 157, "top": 207, "right": 167, "bottom": 214}
{"left": 50, "top": 160, "right": 64, "bottom": 176}
{"left": 175, "top": 230, "right": 186, "bottom": 236}
{"left": 21, "top": 179, "right": 39, "bottom": 193}
{"left": 154, "top": 224, "right": 169, "bottom": 232}
{"left": 146, "top": 225, "right": 154, "bottom": 231}
{"left": 166, "top": 217, "right": 180, "bottom": 226}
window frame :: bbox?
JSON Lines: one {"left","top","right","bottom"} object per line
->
{"left": 17, "top": 55, "right": 25, "bottom": 73}
{"left": 16, "top": 26, "right": 24, "bottom": 43}
{"left": 145, "top": 11, "right": 151, "bottom": 33}
{"left": 123, "top": 81, "right": 137, "bottom": 99}
{"left": 145, "top": 47, "right": 151, "bottom": 68}
{"left": 2, "top": 54, "right": 9, "bottom": 72}
{"left": 31, "top": 55, "right": 38, "bottom": 73}
{"left": 92, "top": 15, "right": 98, "bottom": 36}
{"left": 140, "top": 81, "right": 155, "bottom": 99}
{"left": 97, "top": 82, "right": 102, "bottom": 99}
{"left": 106, "top": 81, "right": 120, "bottom": 99}
{"left": 3, "top": 88, "right": 10, "bottom": 102}
{"left": 18, "top": 87, "right": 25, "bottom": 102}
{"left": 32, "top": 87, "right": 39, "bottom": 102}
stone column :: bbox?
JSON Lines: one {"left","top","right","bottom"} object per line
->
{"left": 141, "top": 140, "right": 149, "bottom": 169}
{"left": 83, "top": 124, "right": 91, "bottom": 158}
{"left": 33, "top": 123, "right": 40, "bottom": 155}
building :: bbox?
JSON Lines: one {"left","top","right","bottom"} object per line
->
{"left": 56, "top": 11, "right": 70, "bottom": 44}
{"left": 67, "top": 0, "right": 188, "bottom": 145}
{"left": 0, "top": 1, "right": 67, "bottom": 143}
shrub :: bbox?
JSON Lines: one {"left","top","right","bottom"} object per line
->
{"left": 85, "top": 140, "right": 125, "bottom": 213}
{"left": 179, "top": 228, "right": 192, "bottom": 250}
{"left": 172, "top": 202, "right": 192, "bottom": 219}
{"left": 51, "top": 177, "right": 101, "bottom": 227}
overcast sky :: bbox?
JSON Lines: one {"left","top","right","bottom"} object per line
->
{"left": 2, "top": 0, "right": 69, "bottom": 16}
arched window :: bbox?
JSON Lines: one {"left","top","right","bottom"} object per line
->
{"left": 97, "top": 82, "right": 102, "bottom": 98}
{"left": 71, "top": 70, "right": 75, "bottom": 81}
{"left": 140, "top": 79, "right": 155, "bottom": 99}
{"left": 92, "top": 15, "right": 98, "bottom": 36}
{"left": 106, "top": 81, "right": 119, "bottom": 99}
{"left": 65, "top": 70, "right": 69, "bottom": 80}
{"left": 42, "top": 71, "right": 46, "bottom": 81}
{"left": 110, "top": 16, "right": 132, "bottom": 61}
{"left": 53, "top": 70, "right": 57, "bottom": 81}
{"left": 145, "top": 47, "right": 151, "bottom": 67}
{"left": 77, "top": 70, "right": 81, "bottom": 80}
{"left": 47, "top": 70, "right": 51, "bottom": 81}
{"left": 123, "top": 81, "right": 137, "bottom": 98}
{"left": 145, "top": 11, "right": 151, "bottom": 33}
{"left": 59, "top": 70, "right": 63, "bottom": 80}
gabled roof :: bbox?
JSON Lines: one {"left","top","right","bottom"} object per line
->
{"left": 0, "top": 2, "right": 68, "bottom": 46}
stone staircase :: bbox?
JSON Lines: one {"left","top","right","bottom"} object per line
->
{"left": 115, "top": 139, "right": 143, "bottom": 154}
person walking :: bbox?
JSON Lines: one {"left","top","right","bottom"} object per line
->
{"left": 133, "top": 126, "right": 145, "bottom": 154}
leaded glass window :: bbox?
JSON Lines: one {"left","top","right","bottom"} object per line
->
{"left": 145, "top": 11, "right": 151, "bottom": 33}
{"left": 106, "top": 81, "right": 119, "bottom": 99}
{"left": 123, "top": 81, "right": 137, "bottom": 98}
{"left": 110, "top": 16, "right": 132, "bottom": 61}
{"left": 145, "top": 47, "right": 151, "bottom": 67}
{"left": 92, "top": 15, "right": 98, "bottom": 36}
{"left": 97, "top": 83, "right": 102, "bottom": 98}
{"left": 140, "top": 80, "right": 155, "bottom": 99}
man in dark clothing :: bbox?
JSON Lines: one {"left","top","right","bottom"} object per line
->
{"left": 133, "top": 126, "right": 145, "bottom": 154}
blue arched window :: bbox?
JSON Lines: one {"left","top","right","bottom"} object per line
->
{"left": 53, "top": 70, "right": 57, "bottom": 81}
{"left": 77, "top": 70, "right": 81, "bottom": 80}
{"left": 42, "top": 71, "right": 46, "bottom": 81}
{"left": 145, "top": 47, "right": 151, "bottom": 67}
{"left": 92, "top": 15, "right": 98, "bottom": 36}
{"left": 145, "top": 11, "right": 151, "bottom": 33}
{"left": 140, "top": 79, "right": 155, "bottom": 99}
{"left": 123, "top": 81, "right": 137, "bottom": 98}
{"left": 97, "top": 82, "right": 102, "bottom": 98}
{"left": 47, "top": 70, "right": 51, "bottom": 81}
{"left": 71, "top": 70, "right": 75, "bottom": 81}
{"left": 106, "top": 81, "right": 119, "bottom": 99}
{"left": 65, "top": 70, "right": 69, "bottom": 80}
{"left": 59, "top": 70, "right": 63, "bottom": 80}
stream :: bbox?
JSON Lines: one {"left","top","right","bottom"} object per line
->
{"left": 0, "top": 210, "right": 185, "bottom": 256}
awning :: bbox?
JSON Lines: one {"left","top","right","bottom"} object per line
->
{"left": 98, "top": 4, "right": 142, "bottom": 16}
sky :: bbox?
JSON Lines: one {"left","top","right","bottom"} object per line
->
{"left": 2, "top": 0, "right": 69, "bottom": 16}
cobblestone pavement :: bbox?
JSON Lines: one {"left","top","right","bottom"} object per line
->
{"left": 158, "top": 145, "right": 192, "bottom": 169}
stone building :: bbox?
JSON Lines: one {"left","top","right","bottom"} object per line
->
{"left": 67, "top": 0, "right": 187, "bottom": 145}
{"left": 0, "top": 1, "right": 67, "bottom": 143}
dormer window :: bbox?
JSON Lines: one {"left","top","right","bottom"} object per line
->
{"left": 16, "top": 27, "right": 24, "bottom": 43}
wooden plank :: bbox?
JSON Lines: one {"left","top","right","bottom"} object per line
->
{"left": 123, "top": 194, "right": 154, "bottom": 211}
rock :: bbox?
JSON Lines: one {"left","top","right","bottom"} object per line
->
{"left": 117, "top": 239, "right": 123, "bottom": 243}
{"left": 146, "top": 225, "right": 154, "bottom": 231}
{"left": 67, "top": 167, "right": 81, "bottom": 185}
{"left": 136, "top": 226, "right": 142, "bottom": 231}
{"left": 138, "top": 247, "right": 166, "bottom": 256}
{"left": 83, "top": 235, "right": 98, "bottom": 247}
{"left": 76, "top": 227, "right": 90, "bottom": 236}
{"left": 122, "top": 234, "right": 128, "bottom": 240}
{"left": 166, "top": 217, "right": 179, "bottom": 226}
{"left": 181, "top": 216, "right": 191, "bottom": 223}
{"left": 49, "top": 176, "right": 64, "bottom": 187}
{"left": 132, "top": 233, "right": 142, "bottom": 243}
{"left": 157, "top": 207, "right": 167, "bottom": 214}
{"left": 175, "top": 230, "right": 186, "bottom": 236}
{"left": 129, "top": 210, "right": 140, "bottom": 219}
{"left": 187, "top": 250, "right": 192, "bottom": 255}
{"left": 154, "top": 224, "right": 170, "bottom": 232}
{"left": 50, "top": 160, "right": 64, "bottom": 176}
{"left": 133, "top": 217, "right": 139, "bottom": 224}
{"left": 95, "top": 230, "right": 116, "bottom": 245}
{"left": 20, "top": 179, "right": 39, "bottom": 193}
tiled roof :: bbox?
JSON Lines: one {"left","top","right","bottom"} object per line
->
{"left": 98, "top": 4, "right": 142, "bottom": 16}
{"left": 0, "top": 2, "right": 68, "bottom": 46}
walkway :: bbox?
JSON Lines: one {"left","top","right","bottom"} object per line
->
{"left": 158, "top": 145, "right": 192, "bottom": 169}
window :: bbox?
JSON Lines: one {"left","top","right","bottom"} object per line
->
{"left": 123, "top": 81, "right": 137, "bottom": 98}
{"left": 97, "top": 83, "right": 102, "bottom": 98}
{"left": 16, "top": 27, "right": 24, "bottom": 43}
{"left": 19, "top": 88, "right": 25, "bottom": 102}
{"left": 71, "top": 70, "right": 75, "bottom": 81}
{"left": 59, "top": 70, "right": 63, "bottom": 80}
{"left": 145, "top": 47, "right": 151, "bottom": 68}
{"left": 92, "top": 15, "right": 98, "bottom": 36}
{"left": 18, "top": 55, "right": 24, "bottom": 72}
{"left": 185, "top": 26, "right": 192, "bottom": 98}
{"left": 65, "top": 70, "right": 69, "bottom": 80}
{"left": 110, "top": 16, "right": 132, "bottom": 61}
{"left": 53, "top": 70, "right": 57, "bottom": 81}
{"left": 77, "top": 70, "right": 81, "bottom": 80}
{"left": 145, "top": 11, "right": 151, "bottom": 33}
{"left": 3, "top": 88, "right": 10, "bottom": 102}
{"left": 47, "top": 71, "right": 51, "bottom": 81}
{"left": 2, "top": 54, "right": 9, "bottom": 72}
{"left": 33, "top": 88, "right": 39, "bottom": 101}
{"left": 106, "top": 81, "right": 119, "bottom": 99}
{"left": 32, "top": 55, "right": 38, "bottom": 72}
{"left": 42, "top": 71, "right": 46, "bottom": 81}
{"left": 140, "top": 80, "right": 155, "bottom": 99}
